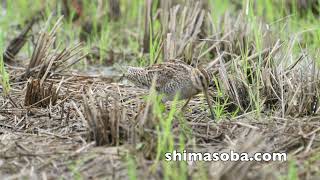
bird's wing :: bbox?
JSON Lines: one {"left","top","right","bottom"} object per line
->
{"left": 126, "top": 65, "right": 175, "bottom": 89}
{"left": 146, "top": 64, "right": 175, "bottom": 92}
{"left": 151, "top": 64, "right": 190, "bottom": 94}
{"left": 126, "top": 61, "right": 190, "bottom": 93}
{"left": 126, "top": 67, "right": 151, "bottom": 88}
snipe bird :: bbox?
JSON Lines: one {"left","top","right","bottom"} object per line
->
{"left": 124, "top": 60, "right": 215, "bottom": 119}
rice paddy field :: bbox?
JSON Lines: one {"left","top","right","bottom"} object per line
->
{"left": 0, "top": 0, "right": 320, "bottom": 179}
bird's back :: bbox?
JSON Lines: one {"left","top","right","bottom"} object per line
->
{"left": 125, "top": 60, "right": 193, "bottom": 94}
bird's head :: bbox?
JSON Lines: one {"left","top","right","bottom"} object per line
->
{"left": 192, "top": 67, "right": 215, "bottom": 120}
{"left": 191, "top": 68, "right": 211, "bottom": 91}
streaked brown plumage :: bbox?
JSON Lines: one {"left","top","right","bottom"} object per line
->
{"left": 125, "top": 60, "right": 215, "bottom": 119}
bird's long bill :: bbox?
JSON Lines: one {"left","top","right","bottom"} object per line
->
{"left": 204, "top": 88, "right": 215, "bottom": 120}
